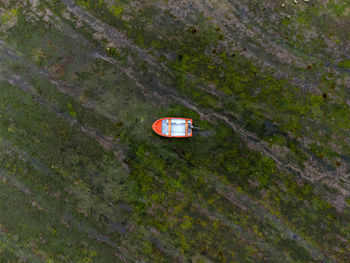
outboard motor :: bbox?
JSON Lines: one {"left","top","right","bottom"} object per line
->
{"left": 188, "top": 124, "right": 200, "bottom": 130}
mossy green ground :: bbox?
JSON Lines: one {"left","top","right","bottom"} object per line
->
{"left": 0, "top": 0, "right": 349, "bottom": 262}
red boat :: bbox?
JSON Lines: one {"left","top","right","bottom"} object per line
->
{"left": 152, "top": 117, "right": 193, "bottom": 138}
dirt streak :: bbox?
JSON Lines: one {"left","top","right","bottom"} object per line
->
{"left": 0, "top": 39, "right": 129, "bottom": 154}
{"left": 193, "top": 203, "right": 294, "bottom": 262}
{"left": 0, "top": 167, "right": 31, "bottom": 195}
{"left": 0, "top": 118, "right": 180, "bottom": 262}
{"left": 157, "top": 0, "right": 349, "bottom": 91}
{"left": 0, "top": 230, "right": 43, "bottom": 263}
{"left": 208, "top": 175, "right": 335, "bottom": 263}
{"left": 2, "top": 72, "right": 121, "bottom": 153}
{"left": 54, "top": 1, "right": 347, "bottom": 200}
{"left": 1, "top": 4, "right": 348, "bottom": 259}
{"left": 150, "top": 171, "right": 286, "bottom": 262}
{"left": 0, "top": 167, "right": 136, "bottom": 262}
{"left": 61, "top": 0, "right": 159, "bottom": 68}
{"left": 169, "top": 94, "right": 338, "bottom": 259}
{"left": 3, "top": 20, "right": 346, "bottom": 261}
{"left": 170, "top": 94, "right": 350, "bottom": 207}
{"left": 60, "top": 0, "right": 349, "bottom": 196}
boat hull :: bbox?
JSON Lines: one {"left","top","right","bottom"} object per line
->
{"left": 152, "top": 117, "right": 193, "bottom": 138}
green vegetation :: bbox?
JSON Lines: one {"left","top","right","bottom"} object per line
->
{"left": 338, "top": 60, "right": 350, "bottom": 69}
{"left": 0, "top": 0, "right": 349, "bottom": 262}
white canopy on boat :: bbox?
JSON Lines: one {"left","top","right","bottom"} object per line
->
{"left": 161, "top": 119, "right": 191, "bottom": 136}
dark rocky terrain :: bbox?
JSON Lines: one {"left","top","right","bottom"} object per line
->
{"left": 0, "top": 0, "right": 350, "bottom": 262}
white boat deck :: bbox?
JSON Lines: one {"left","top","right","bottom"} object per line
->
{"left": 161, "top": 119, "right": 191, "bottom": 136}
